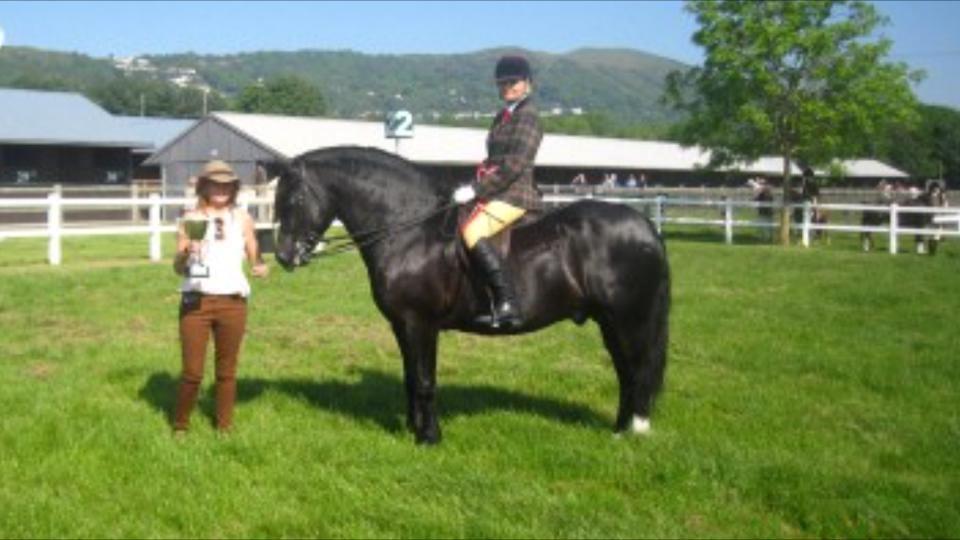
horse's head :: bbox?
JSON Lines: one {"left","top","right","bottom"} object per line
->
{"left": 272, "top": 159, "right": 336, "bottom": 271}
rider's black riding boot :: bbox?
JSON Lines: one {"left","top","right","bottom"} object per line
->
{"left": 470, "top": 238, "right": 522, "bottom": 328}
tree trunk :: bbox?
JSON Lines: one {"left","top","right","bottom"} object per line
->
{"left": 779, "top": 152, "right": 792, "bottom": 245}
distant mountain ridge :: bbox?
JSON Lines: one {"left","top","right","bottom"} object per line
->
{"left": 0, "top": 45, "right": 690, "bottom": 123}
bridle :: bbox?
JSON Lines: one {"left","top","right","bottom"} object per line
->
{"left": 284, "top": 175, "right": 460, "bottom": 263}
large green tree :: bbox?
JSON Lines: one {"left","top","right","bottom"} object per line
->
{"left": 665, "top": 0, "right": 920, "bottom": 244}
{"left": 235, "top": 75, "right": 327, "bottom": 116}
{"left": 877, "top": 104, "right": 960, "bottom": 188}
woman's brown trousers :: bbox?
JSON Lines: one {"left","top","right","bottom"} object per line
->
{"left": 172, "top": 294, "right": 247, "bottom": 432}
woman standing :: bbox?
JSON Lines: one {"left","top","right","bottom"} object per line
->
{"left": 171, "top": 160, "right": 269, "bottom": 435}
{"left": 452, "top": 54, "right": 544, "bottom": 328}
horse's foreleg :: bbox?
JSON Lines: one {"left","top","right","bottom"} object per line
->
{"left": 391, "top": 321, "right": 417, "bottom": 433}
{"left": 392, "top": 319, "right": 441, "bottom": 445}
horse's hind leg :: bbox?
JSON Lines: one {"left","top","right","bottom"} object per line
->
{"left": 599, "top": 322, "right": 645, "bottom": 433}
{"left": 598, "top": 282, "right": 669, "bottom": 435}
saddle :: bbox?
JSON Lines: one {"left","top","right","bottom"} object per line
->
{"left": 454, "top": 204, "right": 544, "bottom": 261}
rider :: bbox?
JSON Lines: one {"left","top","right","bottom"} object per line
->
{"left": 452, "top": 54, "right": 544, "bottom": 328}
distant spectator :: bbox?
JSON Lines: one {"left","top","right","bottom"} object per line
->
{"left": 750, "top": 177, "right": 774, "bottom": 242}
{"left": 571, "top": 172, "right": 587, "bottom": 185}
{"left": 876, "top": 179, "right": 894, "bottom": 202}
{"left": 625, "top": 174, "right": 638, "bottom": 188}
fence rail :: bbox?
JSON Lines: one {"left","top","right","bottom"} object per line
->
{"left": 540, "top": 194, "right": 959, "bottom": 255}
{"left": 1, "top": 192, "right": 958, "bottom": 265}
{"left": 0, "top": 193, "right": 275, "bottom": 265}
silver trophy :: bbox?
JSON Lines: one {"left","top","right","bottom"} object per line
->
{"left": 182, "top": 217, "right": 210, "bottom": 278}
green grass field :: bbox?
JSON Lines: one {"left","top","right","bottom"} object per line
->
{"left": 0, "top": 230, "right": 958, "bottom": 538}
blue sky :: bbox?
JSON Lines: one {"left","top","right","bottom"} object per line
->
{"left": 0, "top": 1, "right": 957, "bottom": 108}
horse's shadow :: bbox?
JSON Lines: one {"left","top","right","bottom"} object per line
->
{"left": 139, "top": 368, "right": 610, "bottom": 433}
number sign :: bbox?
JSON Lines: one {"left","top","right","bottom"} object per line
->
{"left": 385, "top": 110, "right": 414, "bottom": 139}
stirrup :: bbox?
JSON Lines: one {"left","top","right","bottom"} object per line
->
{"left": 474, "top": 301, "right": 522, "bottom": 329}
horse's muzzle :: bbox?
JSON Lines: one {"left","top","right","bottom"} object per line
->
{"left": 274, "top": 249, "right": 298, "bottom": 271}
{"left": 275, "top": 240, "right": 315, "bottom": 272}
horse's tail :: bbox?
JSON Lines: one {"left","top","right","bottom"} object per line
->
{"left": 623, "top": 209, "right": 671, "bottom": 404}
{"left": 645, "top": 248, "right": 670, "bottom": 400}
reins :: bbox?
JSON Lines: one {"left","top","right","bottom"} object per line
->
{"left": 297, "top": 178, "right": 460, "bottom": 257}
{"left": 314, "top": 202, "right": 459, "bottom": 256}
{"left": 291, "top": 171, "right": 570, "bottom": 259}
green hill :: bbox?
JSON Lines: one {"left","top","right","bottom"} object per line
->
{"left": 145, "top": 47, "right": 689, "bottom": 123}
{"left": 0, "top": 45, "right": 689, "bottom": 123}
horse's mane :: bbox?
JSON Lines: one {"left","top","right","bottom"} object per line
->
{"left": 294, "top": 146, "right": 442, "bottom": 197}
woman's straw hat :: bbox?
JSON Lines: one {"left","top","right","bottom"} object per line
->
{"left": 199, "top": 160, "right": 239, "bottom": 183}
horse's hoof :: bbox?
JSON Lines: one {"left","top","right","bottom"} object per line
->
{"left": 613, "top": 416, "right": 652, "bottom": 438}
{"left": 415, "top": 434, "right": 441, "bottom": 446}
{"left": 415, "top": 426, "right": 442, "bottom": 445}
{"left": 630, "top": 416, "right": 651, "bottom": 435}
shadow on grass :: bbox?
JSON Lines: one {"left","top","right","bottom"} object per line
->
{"left": 138, "top": 372, "right": 266, "bottom": 429}
{"left": 139, "top": 368, "right": 609, "bottom": 433}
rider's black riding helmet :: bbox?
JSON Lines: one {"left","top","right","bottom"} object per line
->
{"left": 495, "top": 55, "right": 532, "bottom": 82}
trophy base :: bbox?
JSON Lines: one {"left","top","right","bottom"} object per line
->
{"left": 187, "top": 263, "right": 210, "bottom": 278}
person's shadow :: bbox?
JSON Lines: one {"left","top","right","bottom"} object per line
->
{"left": 139, "top": 368, "right": 609, "bottom": 433}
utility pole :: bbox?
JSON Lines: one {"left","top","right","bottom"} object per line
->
{"left": 202, "top": 88, "right": 209, "bottom": 116}
{"left": 139, "top": 93, "right": 145, "bottom": 117}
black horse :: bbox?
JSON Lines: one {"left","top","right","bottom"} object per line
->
{"left": 272, "top": 146, "right": 670, "bottom": 445}
{"left": 861, "top": 182, "right": 948, "bottom": 254}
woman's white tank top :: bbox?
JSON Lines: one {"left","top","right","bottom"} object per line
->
{"left": 180, "top": 208, "right": 251, "bottom": 297}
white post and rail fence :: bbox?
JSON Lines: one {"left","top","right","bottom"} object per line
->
{"left": 0, "top": 191, "right": 275, "bottom": 265}
{"left": 1, "top": 191, "right": 957, "bottom": 265}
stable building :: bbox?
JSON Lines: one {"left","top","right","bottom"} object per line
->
{"left": 146, "top": 111, "right": 810, "bottom": 196}
{"left": 116, "top": 115, "right": 194, "bottom": 183}
{"left": 146, "top": 111, "right": 909, "bottom": 196}
{"left": 0, "top": 88, "right": 153, "bottom": 185}
{"left": 816, "top": 159, "right": 909, "bottom": 187}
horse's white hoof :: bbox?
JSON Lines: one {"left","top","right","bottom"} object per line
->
{"left": 631, "top": 416, "right": 651, "bottom": 435}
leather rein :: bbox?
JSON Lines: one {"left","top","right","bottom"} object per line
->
{"left": 291, "top": 179, "right": 461, "bottom": 260}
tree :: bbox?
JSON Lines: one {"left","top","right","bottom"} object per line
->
{"left": 235, "top": 75, "right": 327, "bottom": 116}
{"left": 88, "top": 75, "right": 228, "bottom": 118}
{"left": 877, "top": 104, "right": 960, "bottom": 188}
{"left": 664, "top": 0, "right": 921, "bottom": 244}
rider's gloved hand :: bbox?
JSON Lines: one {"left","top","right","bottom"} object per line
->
{"left": 452, "top": 185, "right": 477, "bottom": 204}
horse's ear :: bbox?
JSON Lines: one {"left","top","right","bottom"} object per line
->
{"left": 259, "top": 159, "right": 296, "bottom": 186}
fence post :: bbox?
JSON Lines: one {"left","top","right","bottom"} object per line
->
{"left": 149, "top": 193, "right": 162, "bottom": 262}
{"left": 654, "top": 195, "right": 665, "bottom": 234}
{"left": 239, "top": 189, "right": 252, "bottom": 213}
{"left": 802, "top": 201, "right": 812, "bottom": 248}
{"left": 131, "top": 182, "right": 140, "bottom": 224}
{"left": 724, "top": 197, "right": 733, "bottom": 245}
{"left": 889, "top": 203, "right": 899, "bottom": 255}
{"left": 47, "top": 186, "right": 62, "bottom": 266}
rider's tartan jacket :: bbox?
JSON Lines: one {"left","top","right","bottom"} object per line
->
{"left": 476, "top": 96, "right": 544, "bottom": 211}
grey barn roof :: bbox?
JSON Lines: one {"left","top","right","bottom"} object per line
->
{"left": 147, "top": 112, "right": 806, "bottom": 175}
{"left": 115, "top": 115, "right": 194, "bottom": 154}
{"left": 0, "top": 88, "right": 152, "bottom": 148}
